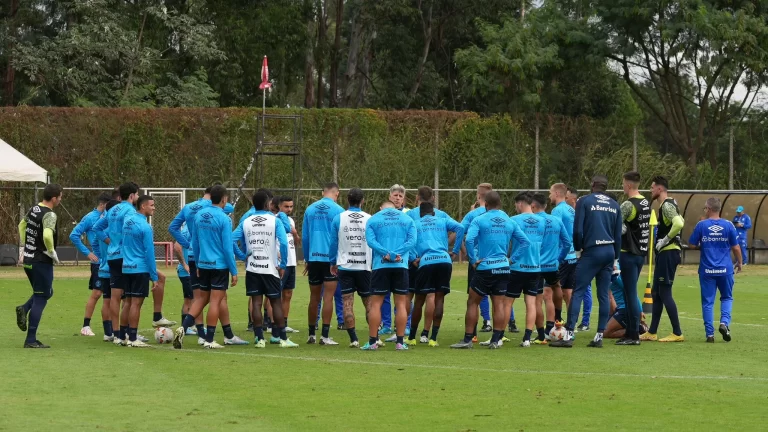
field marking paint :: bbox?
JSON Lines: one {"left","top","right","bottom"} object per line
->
{"left": 152, "top": 346, "right": 768, "bottom": 383}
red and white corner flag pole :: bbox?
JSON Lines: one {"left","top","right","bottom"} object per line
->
{"left": 259, "top": 56, "right": 271, "bottom": 116}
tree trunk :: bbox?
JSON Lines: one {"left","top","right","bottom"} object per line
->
{"left": 4, "top": 0, "right": 19, "bottom": 106}
{"left": 404, "top": 1, "right": 432, "bottom": 109}
{"left": 328, "top": 0, "right": 344, "bottom": 107}
{"left": 304, "top": 10, "right": 316, "bottom": 108}
{"left": 355, "top": 30, "right": 374, "bottom": 108}
{"left": 343, "top": 3, "right": 363, "bottom": 107}
{"left": 315, "top": 0, "right": 326, "bottom": 108}
{"left": 687, "top": 149, "right": 698, "bottom": 173}
{"left": 122, "top": 11, "right": 148, "bottom": 103}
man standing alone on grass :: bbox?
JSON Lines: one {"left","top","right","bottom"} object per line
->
{"left": 642, "top": 176, "right": 685, "bottom": 342}
{"left": 15, "top": 184, "right": 63, "bottom": 348}
{"left": 688, "top": 197, "right": 741, "bottom": 343}
{"left": 617, "top": 171, "right": 651, "bottom": 345}
{"left": 732, "top": 206, "right": 752, "bottom": 265}
{"left": 551, "top": 175, "right": 622, "bottom": 348}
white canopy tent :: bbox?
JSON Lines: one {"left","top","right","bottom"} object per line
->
{"left": 0, "top": 138, "right": 48, "bottom": 183}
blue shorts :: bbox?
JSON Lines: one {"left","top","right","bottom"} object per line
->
{"left": 24, "top": 262, "right": 54, "bottom": 299}
{"left": 197, "top": 268, "right": 230, "bottom": 291}
{"left": 100, "top": 277, "right": 112, "bottom": 299}
{"left": 89, "top": 263, "right": 101, "bottom": 290}
{"left": 611, "top": 308, "right": 628, "bottom": 329}
{"left": 654, "top": 250, "right": 681, "bottom": 285}
{"left": 415, "top": 263, "right": 452, "bottom": 295}
{"left": 124, "top": 272, "right": 150, "bottom": 298}
{"left": 246, "top": 272, "right": 281, "bottom": 299}
{"left": 108, "top": 258, "right": 127, "bottom": 290}
{"left": 371, "top": 268, "right": 409, "bottom": 296}
{"left": 507, "top": 271, "right": 540, "bottom": 298}
{"left": 471, "top": 268, "right": 509, "bottom": 297}
{"left": 281, "top": 266, "right": 296, "bottom": 290}
{"left": 179, "top": 276, "right": 193, "bottom": 299}
{"left": 338, "top": 270, "right": 371, "bottom": 297}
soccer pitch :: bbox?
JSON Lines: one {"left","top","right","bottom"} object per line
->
{"left": 1, "top": 264, "right": 766, "bottom": 431}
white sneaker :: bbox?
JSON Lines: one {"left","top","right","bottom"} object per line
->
{"left": 153, "top": 317, "right": 177, "bottom": 327}
{"left": 307, "top": 335, "right": 317, "bottom": 344}
{"left": 376, "top": 339, "right": 385, "bottom": 347}
{"left": 113, "top": 337, "right": 127, "bottom": 346}
{"left": 520, "top": 340, "right": 531, "bottom": 348}
{"left": 198, "top": 337, "right": 206, "bottom": 346}
{"left": 185, "top": 327, "right": 197, "bottom": 335}
{"left": 419, "top": 335, "right": 429, "bottom": 343}
{"left": 129, "top": 340, "right": 151, "bottom": 348}
{"left": 224, "top": 336, "right": 249, "bottom": 345}
{"left": 204, "top": 341, "right": 224, "bottom": 349}
{"left": 384, "top": 335, "right": 397, "bottom": 343}
{"left": 349, "top": 341, "right": 360, "bottom": 348}
{"left": 320, "top": 337, "right": 339, "bottom": 346}
{"left": 479, "top": 338, "right": 492, "bottom": 346}
{"left": 103, "top": 335, "right": 114, "bottom": 342}
{"left": 285, "top": 326, "right": 299, "bottom": 333}
{"left": 137, "top": 335, "right": 149, "bottom": 343}
{"left": 80, "top": 326, "right": 96, "bottom": 336}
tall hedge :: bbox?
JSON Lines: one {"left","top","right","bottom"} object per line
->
{"left": 0, "top": 107, "right": 692, "bottom": 245}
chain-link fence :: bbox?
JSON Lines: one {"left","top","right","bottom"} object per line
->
{"left": 3, "top": 185, "right": 768, "bottom": 264}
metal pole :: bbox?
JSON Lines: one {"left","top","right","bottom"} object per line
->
{"left": 333, "top": 135, "right": 339, "bottom": 184}
{"left": 633, "top": 125, "right": 638, "bottom": 171}
{"left": 534, "top": 125, "right": 540, "bottom": 190}
{"left": 729, "top": 126, "right": 734, "bottom": 189}
{"left": 434, "top": 127, "right": 439, "bottom": 208}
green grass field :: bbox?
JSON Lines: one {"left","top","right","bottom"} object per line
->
{"left": 1, "top": 264, "right": 766, "bottom": 432}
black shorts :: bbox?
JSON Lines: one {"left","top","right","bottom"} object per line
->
{"left": 408, "top": 266, "right": 418, "bottom": 289}
{"left": 415, "top": 263, "right": 452, "bottom": 295}
{"left": 188, "top": 260, "right": 200, "bottom": 289}
{"left": 89, "top": 263, "right": 101, "bottom": 290}
{"left": 108, "top": 258, "right": 127, "bottom": 290}
{"left": 371, "top": 268, "right": 409, "bottom": 296}
{"left": 198, "top": 268, "right": 230, "bottom": 291}
{"left": 558, "top": 259, "right": 577, "bottom": 289}
{"left": 307, "top": 261, "right": 337, "bottom": 285}
{"left": 654, "top": 250, "right": 681, "bottom": 285}
{"left": 100, "top": 277, "right": 112, "bottom": 299}
{"left": 611, "top": 308, "right": 628, "bottom": 329}
{"left": 507, "top": 271, "right": 540, "bottom": 298}
{"left": 470, "top": 268, "right": 509, "bottom": 297}
{"left": 540, "top": 271, "right": 559, "bottom": 289}
{"left": 466, "top": 263, "right": 475, "bottom": 293}
{"left": 179, "top": 276, "right": 193, "bottom": 299}
{"left": 23, "top": 262, "right": 54, "bottom": 299}
{"left": 124, "top": 272, "right": 150, "bottom": 298}
{"left": 246, "top": 272, "right": 282, "bottom": 299}
{"left": 281, "top": 266, "right": 296, "bottom": 290}
{"left": 338, "top": 270, "right": 372, "bottom": 297}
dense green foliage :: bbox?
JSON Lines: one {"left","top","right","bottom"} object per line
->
{"left": 3, "top": 1, "right": 767, "bottom": 176}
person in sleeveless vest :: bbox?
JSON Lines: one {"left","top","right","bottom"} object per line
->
{"left": 617, "top": 171, "right": 651, "bottom": 345}
{"left": 15, "top": 184, "right": 63, "bottom": 348}
{"left": 642, "top": 176, "right": 685, "bottom": 342}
